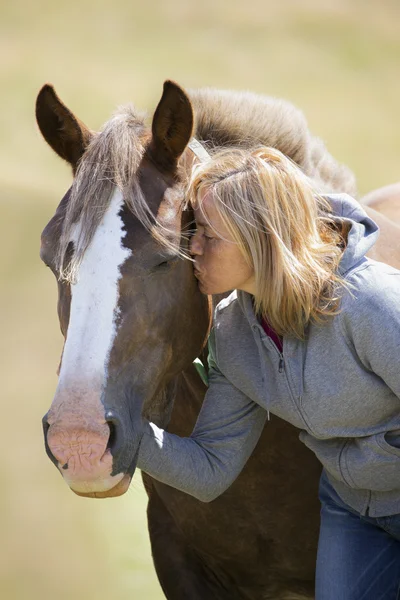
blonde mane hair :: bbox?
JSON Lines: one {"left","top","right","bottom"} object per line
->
{"left": 188, "top": 146, "right": 349, "bottom": 339}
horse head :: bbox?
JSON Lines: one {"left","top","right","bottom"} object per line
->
{"left": 37, "top": 81, "right": 211, "bottom": 498}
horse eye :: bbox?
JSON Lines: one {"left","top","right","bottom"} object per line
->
{"left": 154, "top": 257, "right": 178, "bottom": 272}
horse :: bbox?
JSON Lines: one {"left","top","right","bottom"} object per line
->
{"left": 362, "top": 182, "right": 400, "bottom": 225}
{"left": 36, "top": 80, "right": 400, "bottom": 600}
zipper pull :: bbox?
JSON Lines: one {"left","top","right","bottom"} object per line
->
{"left": 279, "top": 357, "right": 285, "bottom": 373}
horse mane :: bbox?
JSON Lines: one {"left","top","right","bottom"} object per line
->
{"left": 57, "top": 88, "right": 357, "bottom": 282}
{"left": 189, "top": 88, "right": 356, "bottom": 196}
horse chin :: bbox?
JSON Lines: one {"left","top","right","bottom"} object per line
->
{"left": 71, "top": 473, "right": 132, "bottom": 499}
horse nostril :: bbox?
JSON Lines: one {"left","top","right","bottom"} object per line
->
{"left": 42, "top": 412, "right": 59, "bottom": 467}
{"left": 108, "top": 420, "right": 117, "bottom": 449}
{"left": 105, "top": 411, "right": 125, "bottom": 457}
{"left": 42, "top": 413, "right": 50, "bottom": 437}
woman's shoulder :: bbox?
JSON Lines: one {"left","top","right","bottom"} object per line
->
{"left": 340, "top": 258, "right": 400, "bottom": 324}
{"left": 212, "top": 291, "right": 255, "bottom": 354}
{"left": 213, "top": 290, "right": 256, "bottom": 331}
{"left": 214, "top": 290, "right": 239, "bottom": 314}
{"left": 213, "top": 290, "right": 246, "bottom": 329}
{"left": 345, "top": 258, "right": 400, "bottom": 295}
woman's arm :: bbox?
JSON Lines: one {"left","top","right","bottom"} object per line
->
{"left": 341, "top": 267, "right": 400, "bottom": 398}
{"left": 137, "top": 331, "right": 268, "bottom": 502}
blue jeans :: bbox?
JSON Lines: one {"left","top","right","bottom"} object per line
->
{"left": 316, "top": 470, "right": 400, "bottom": 599}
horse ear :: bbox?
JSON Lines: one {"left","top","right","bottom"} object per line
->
{"left": 149, "top": 80, "right": 193, "bottom": 171}
{"left": 36, "top": 84, "right": 92, "bottom": 172}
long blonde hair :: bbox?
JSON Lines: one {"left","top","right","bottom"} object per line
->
{"left": 187, "top": 147, "right": 349, "bottom": 339}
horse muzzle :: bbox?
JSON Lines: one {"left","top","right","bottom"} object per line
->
{"left": 42, "top": 406, "right": 138, "bottom": 498}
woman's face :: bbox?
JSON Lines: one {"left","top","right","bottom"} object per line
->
{"left": 190, "top": 192, "right": 255, "bottom": 296}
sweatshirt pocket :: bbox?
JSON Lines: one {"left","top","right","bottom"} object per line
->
{"left": 340, "top": 433, "right": 400, "bottom": 492}
{"left": 299, "top": 432, "right": 349, "bottom": 484}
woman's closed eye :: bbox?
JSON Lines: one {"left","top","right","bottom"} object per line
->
{"left": 200, "top": 227, "right": 217, "bottom": 240}
{"left": 193, "top": 222, "right": 218, "bottom": 242}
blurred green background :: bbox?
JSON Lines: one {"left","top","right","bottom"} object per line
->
{"left": 1, "top": 1, "right": 399, "bottom": 598}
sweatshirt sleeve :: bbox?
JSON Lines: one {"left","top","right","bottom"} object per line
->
{"left": 341, "top": 267, "right": 400, "bottom": 399}
{"left": 136, "top": 330, "right": 268, "bottom": 502}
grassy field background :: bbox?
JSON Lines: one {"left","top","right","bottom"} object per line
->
{"left": 1, "top": 1, "right": 399, "bottom": 598}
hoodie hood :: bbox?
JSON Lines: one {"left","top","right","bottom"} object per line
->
{"left": 323, "top": 193, "right": 379, "bottom": 276}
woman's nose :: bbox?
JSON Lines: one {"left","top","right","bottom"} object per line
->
{"left": 190, "top": 232, "right": 203, "bottom": 256}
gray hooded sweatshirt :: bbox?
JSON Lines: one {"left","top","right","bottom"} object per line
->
{"left": 138, "top": 194, "right": 400, "bottom": 517}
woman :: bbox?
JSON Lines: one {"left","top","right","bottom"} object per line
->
{"left": 137, "top": 147, "right": 400, "bottom": 599}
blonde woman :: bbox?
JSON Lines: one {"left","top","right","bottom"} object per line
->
{"left": 137, "top": 147, "right": 400, "bottom": 599}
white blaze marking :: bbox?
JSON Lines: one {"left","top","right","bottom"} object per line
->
{"left": 58, "top": 188, "right": 131, "bottom": 391}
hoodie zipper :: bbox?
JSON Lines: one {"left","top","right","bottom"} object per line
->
{"left": 254, "top": 326, "right": 313, "bottom": 430}
{"left": 259, "top": 328, "right": 285, "bottom": 374}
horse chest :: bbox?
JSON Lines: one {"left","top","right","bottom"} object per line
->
{"left": 153, "top": 480, "right": 265, "bottom": 564}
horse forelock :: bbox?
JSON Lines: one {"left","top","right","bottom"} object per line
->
{"left": 56, "top": 104, "right": 155, "bottom": 283}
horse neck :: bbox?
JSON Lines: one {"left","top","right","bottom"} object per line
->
{"left": 166, "top": 365, "right": 209, "bottom": 437}
{"left": 143, "top": 356, "right": 208, "bottom": 433}
{"left": 164, "top": 291, "right": 232, "bottom": 435}
{"left": 142, "top": 283, "right": 211, "bottom": 430}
